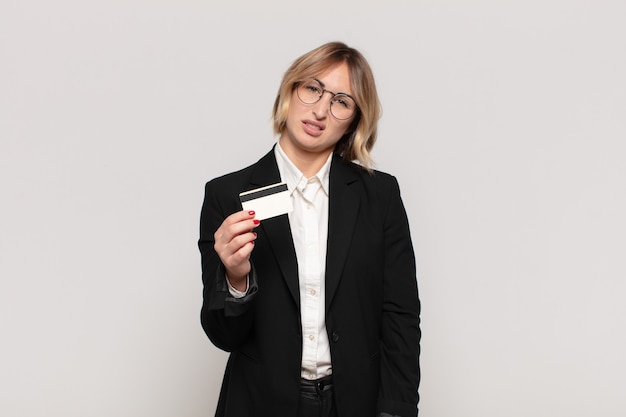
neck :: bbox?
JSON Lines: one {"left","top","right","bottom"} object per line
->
{"left": 278, "top": 138, "right": 333, "bottom": 178}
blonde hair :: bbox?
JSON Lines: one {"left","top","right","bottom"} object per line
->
{"left": 272, "top": 42, "right": 381, "bottom": 171}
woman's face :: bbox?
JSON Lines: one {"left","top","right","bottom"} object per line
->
{"left": 279, "top": 62, "right": 356, "bottom": 161}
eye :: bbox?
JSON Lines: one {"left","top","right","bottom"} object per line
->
{"left": 303, "top": 82, "right": 322, "bottom": 95}
{"left": 333, "top": 95, "right": 354, "bottom": 109}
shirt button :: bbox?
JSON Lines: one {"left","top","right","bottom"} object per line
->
{"left": 309, "top": 334, "right": 315, "bottom": 341}
{"left": 310, "top": 289, "right": 316, "bottom": 296}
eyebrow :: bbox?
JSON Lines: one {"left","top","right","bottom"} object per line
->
{"left": 313, "top": 78, "right": 354, "bottom": 99}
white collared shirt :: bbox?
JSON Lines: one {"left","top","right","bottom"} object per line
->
{"left": 274, "top": 142, "right": 332, "bottom": 380}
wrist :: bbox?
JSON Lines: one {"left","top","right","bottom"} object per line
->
{"left": 226, "top": 272, "right": 248, "bottom": 292}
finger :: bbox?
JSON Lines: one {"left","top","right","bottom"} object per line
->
{"left": 223, "top": 209, "right": 257, "bottom": 226}
{"left": 233, "top": 237, "right": 256, "bottom": 259}
{"left": 222, "top": 235, "right": 256, "bottom": 273}
{"left": 215, "top": 211, "right": 260, "bottom": 242}
{"left": 215, "top": 210, "right": 255, "bottom": 240}
{"left": 225, "top": 231, "right": 257, "bottom": 255}
{"left": 216, "top": 230, "right": 257, "bottom": 265}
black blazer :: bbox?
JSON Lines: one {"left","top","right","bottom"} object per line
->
{"left": 199, "top": 149, "right": 420, "bottom": 417}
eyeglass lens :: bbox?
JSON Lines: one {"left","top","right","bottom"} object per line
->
{"left": 296, "top": 79, "right": 356, "bottom": 120}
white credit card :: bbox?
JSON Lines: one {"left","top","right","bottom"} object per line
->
{"left": 239, "top": 182, "right": 293, "bottom": 221}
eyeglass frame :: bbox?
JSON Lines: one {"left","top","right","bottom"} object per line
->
{"left": 294, "top": 78, "right": 359, "bottom": 120}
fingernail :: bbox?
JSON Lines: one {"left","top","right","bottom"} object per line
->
{"left": 253, "top": 219, "right": 260, "bottom": 225}
{"left": 248, "top": 210, "right": 255, "bottom": 216}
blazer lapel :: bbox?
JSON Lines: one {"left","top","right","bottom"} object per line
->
{"left": 250, "top": 149, "right": 300, "bottom": 308}
{"left": 325, "top": 156, "right": 361, "bottom": 310}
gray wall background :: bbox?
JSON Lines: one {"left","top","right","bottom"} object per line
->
{"left": 1, "top": 1, "right": 624, "bottom": 416}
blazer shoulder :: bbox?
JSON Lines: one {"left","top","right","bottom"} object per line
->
{"left": 370, "top": 168, "right": 399, "bottom": 185}
{"left": 367, "top": 170, "right": 403, "bottom": 208}
{"left": 204, "top": 149, "right": 278, "bottom": 194}
{"left": 205, "top": 163, "right": 256, "bottom": 189}
{"left": 332, "top": 158, "right": 402, "bottom": 202}
{"left": 345, "top": 161, "right": 400, "bottom": 190}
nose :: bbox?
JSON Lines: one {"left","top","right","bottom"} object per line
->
{"left": 312, "top": 92, "right": 332, "bottom": 118}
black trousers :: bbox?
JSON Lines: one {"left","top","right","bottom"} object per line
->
{"left": 297, "top": 376, "right": 337, "bottom": 417}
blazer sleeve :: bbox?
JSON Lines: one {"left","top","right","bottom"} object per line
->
{"left": 377, "top": 176, "right": 421, "bottom": 417}
{"left": 198, "top": 179, "right": 259, "bottom": 352}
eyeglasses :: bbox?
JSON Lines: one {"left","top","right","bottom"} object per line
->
{"left": 296, "top": 79, "right": 358, "bottom": 120}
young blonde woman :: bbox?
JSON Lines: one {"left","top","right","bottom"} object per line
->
{"left": 199, "top": 42, "right": 420, "bottom": 417}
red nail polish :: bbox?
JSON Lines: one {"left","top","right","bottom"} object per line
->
{"left": 253, "top": 219, "right": 260, "bottom": 225}
{"left": 248, "top": 210, "right": 255, "bottom": 216}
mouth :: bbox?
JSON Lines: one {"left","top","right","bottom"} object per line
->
{"left": 302, "top": 120, "right": 325, "bottom": 132}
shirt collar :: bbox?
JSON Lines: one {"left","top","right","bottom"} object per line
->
{"left": 274, "top": 142, "right": 332, "bottom": 196}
